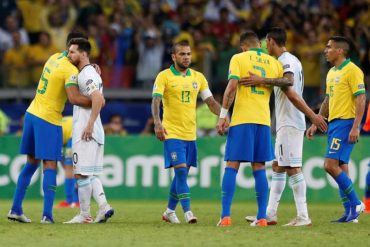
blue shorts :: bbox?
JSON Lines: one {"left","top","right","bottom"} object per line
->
{"left": 164, "top": 139, "right": 197, "bottom": 169}
{"left": 63, "top": 138, "right": 72, "bottom": 166}
{"left": 225, "top": 123, "right": 274, "bottom": 162}
{"left": 326, "top": 119, "right": 354, "bottom": 164}
{"left": 20, "top": 112, "right": 63, "bottom": 161}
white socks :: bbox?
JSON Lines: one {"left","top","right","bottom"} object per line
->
{"left": 267, "top": 172, "right": 286, "bottom": 216}
{"left": 91, "top": 176, "right": 108, "bottom": 209}
{"left": 289, "top": 172, "right": 309, "bottom": 219}
{"left": 77, "top": 178, "right": 92, "bottom": 217}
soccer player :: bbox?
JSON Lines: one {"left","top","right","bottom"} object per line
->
{"left": 7, "top": 32, "right": 92, "bottom": 224}
{"left": 306, "top": 36, "right": 366, "bottom": 222}
{"left": 64, "top": 38, "right": 114, "bottom": 224}
{"left": 55, "top": 116, "right": 79, "bottom": 208}
{"left": 152, "top": 40, "right": 222, "bottom": 224}
{"left": 242, "top": 27, "right": 327, "bottom": 226}
{"left": 361, "top": 102, "right": 370, "bottom": 213}
{"left": 216, "top": 30, "right": 287, "bottom": 227}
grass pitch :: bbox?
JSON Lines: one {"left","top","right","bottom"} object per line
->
{"left": 0, "top": 200, "right": 369, "bottom": 247}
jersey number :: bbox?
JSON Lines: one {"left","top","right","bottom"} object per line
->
{"left": 181, "top": 91, "right": 190, "bottom": 103}
{"left": 330, "top": 138, "right": 341, "bottom": 151}
{"left": 37, "top": 67, "right": 51, "bottom": 94}
{"left": 251, "top": 65, "right": 266, "bottom": 95}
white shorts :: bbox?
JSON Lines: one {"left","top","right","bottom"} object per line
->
{"left": 72, "top": 140, "right": 104, "bottom": 176}
{"left": 275, "top": 126, "right": 304, "bottom": 167}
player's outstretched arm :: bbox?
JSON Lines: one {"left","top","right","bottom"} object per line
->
{"left": 318, "top": 96, "right": 329, "bottom": 119}
{"left": 151, "top": 96, "right": 167, "bottom": 141}
{"left": 82, "top": 90, "right": 104, "bottom": 141}
{"left": 203, "top": 96, "right": 221, "bottom": 115}
{"left": 349, "top": 94, "right": 366, "bottom": 143}
{"left": 216, "top": 78, "right": 237, "bottom": 135}
{"left": 283, "top": 87, "right": 327, "bottom": 132}
{"left": 66, "top": 85, "right": 92, "bottom": 107}
{"left": 239, "top": 72, "right": 293, "bottom": 87}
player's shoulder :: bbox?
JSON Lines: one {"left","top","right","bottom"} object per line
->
{"left": 347, "top": 61, "right": 363, "bottom": 74}
{"left": 79, "top": 64, "right": 99, "bottom": 78}
{"left": 189, "top": 68, "right": 205, "bottom": 79}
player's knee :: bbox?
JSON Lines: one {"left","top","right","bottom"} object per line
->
{"left": 286, "top": 167, "right": 301, "bottom": 176}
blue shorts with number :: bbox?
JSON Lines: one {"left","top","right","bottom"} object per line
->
{"left": 20, "top": 112, "right": 63, "bottom": 161}
{"left": 225, "top": 123, "right": 274, "bottom": 162}
{"left": 164, "top": 139, "right": 197, "bottom": 169}
{"left": 63, "top": 138, "right": 72, "bottom": 165}
{"left": 326, "top": 119, "right": 354, "bottom": 164}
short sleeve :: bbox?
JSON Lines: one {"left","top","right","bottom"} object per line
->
{"left": 199, "top": 72, "right": 209, "bottom": 92}
{"left": 83, "top": 77, "right": 99, "bottom": 96}
{"left": 280, "top": 56, "right": 294, "bottom": 75}
{"left": 64, "top": 64, "right": 78, "bottom": 88}
{"left": 152, "top": 71, "right": 166, "bottom": 97}
{"left": 349, "top": 67, "right": 365, "bottom": 96}
{"left": 228, "top": 55, "right": 240, "bottom": 81}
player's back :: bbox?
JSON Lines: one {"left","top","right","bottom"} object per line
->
{"left": 274, "top": 52, "right": 305, "bottom": 131}
{"left": 27, "top": 51, "right": 78, "bottom": 126}
{"left": 229, "top": 48, "right": 283, "bottom": 127}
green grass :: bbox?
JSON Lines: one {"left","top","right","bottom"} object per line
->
{"left": 0, "top": 200, "right": 369, "bottom": 247}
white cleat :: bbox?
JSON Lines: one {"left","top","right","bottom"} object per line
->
{"left": 245, "top": 214, "right": 278, "bottom": 225}
{"left": 283, "top": 216, "right": 312, "bottom": 227}
{"left": 94, "top": 205, "right": 114, "bottom": 223}
{"left": 162, "top": 211, "right": 180, "bottom": 224}
{"left": 63, "top": 214, "right": 93, "bottom": 224}
{"left": 7, "top": 210, "right": 31, "bottom": 223}
{"left": 184, "top": 211, "right": 197, "bottom": 224}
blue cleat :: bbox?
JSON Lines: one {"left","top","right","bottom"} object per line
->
{"left": 330, "top": 214, "right": 348, "bottom": 223}
{"left": 41, "top": 215, "right": 55, "bottom": 224}
{"left": 345, "top": 202, "right": 365, "bottom": 223}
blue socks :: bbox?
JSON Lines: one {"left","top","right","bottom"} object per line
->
{"left": 43, "top": 169, "right": 57, "bottom": 219}
{"left": 339, "top": 189, "right": 351, "bottom": 215}
{"left": 335, "top": 172, "right": 360, "bottom": 208}
{"left": 175, "top": 167, "right": 191, "bottom": 213}
{"left": 11, "top": 162, "right": 39, "bottom": 214}
{"left": 253, "top": 169, "right": 269, "bottom": 220}
{"left": 365, "top": 165, "right": 370, "bottom": 198}
{"left": 64, "top": 178, "right": 77, "bottom": 204}
{"left": 221, "top": 167, "right": 238, "bottom": 218}
{"left": 167, "top": 176, "right": 179, "bottom": 210}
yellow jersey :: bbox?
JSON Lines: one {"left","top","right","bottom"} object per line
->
{"left": 27, "top": 52, "right": 79, "bottom": 126}
{"left": 326, "top": 59, "right": 365, "bottom": 122}
{"left": 228, "top": 48, "right": 283, "bottom": 127}
{"left": 61, "top": 116, "right": 73, "bottom": 145}
{"left": 153, "top": 65, "right": 209, "bottom": 140}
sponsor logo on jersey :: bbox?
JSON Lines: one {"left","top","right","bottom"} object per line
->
{"left": 70, "top": 75, "right": 77, "bottom": 81}
{"left": 283, "top": 64, "right": 290, "bottom": 69}
{"left": 358, "top": 84, "right": 365, "bottom": 89}
{"left": 86, "top": 79, "right": 93, "bottom": 85}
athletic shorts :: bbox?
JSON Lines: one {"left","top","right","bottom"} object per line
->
{"left": 225, "top": 123, "right": 274, "bottom": 162}
{"left": 326, "top": 119, "right": 354, "bottom": 164}
{"left": 63, "top": 138, "right": 72, "bottom": 166}
{"left": 164, "top": 139, "right": 197, "bottom": 169}
{"left": 275, "top": 126, "right": 304, "bottom": 167}
{"left": 73, "top": 140, "right": 104, "bottom": 176}
{"left": 20, "top": 112, "right": 62, "bottom": 161}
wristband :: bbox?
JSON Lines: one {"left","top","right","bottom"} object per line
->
{"left": 219, "top": 107, "right": 228, "bottom": 118}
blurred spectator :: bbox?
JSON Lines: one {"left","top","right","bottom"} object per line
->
{"left": 0, "top": 109, "right": 10, "bottom": 135}
{"left": 104, "top": 114, "right": 128, "bottom": 136}
{"left": 0, "top": 15, "right": 29, "bottom": 53}
{"left": 141, "top": 117, "right": 155, "bottom": 135}
{"left": 3, "top": 31, "right": 30, "bottom": 87}
{"left": 16, "top": 0, "right": 44, "bottom": 44}
{"left": 0, "top": 0, "right": 17, "bottom": 29}
{"left": 27, "top": 32, "right": 58, "bottom": 84}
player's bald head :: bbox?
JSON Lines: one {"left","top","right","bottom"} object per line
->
{"left": 329, "top": 36, "right": 350, "bottom": 57}
{"left": 240, "top": 30, "right": 260, "bottom": 47}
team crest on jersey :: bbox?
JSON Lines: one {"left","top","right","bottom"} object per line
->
{"left": 335, "top": 76, "right": 340, "bottom": 84}
{"left": 192, "top": 82, "right": 198, "bottom": 89}
{"left": 171, "top": 152, "right": 177, "bottom": 161}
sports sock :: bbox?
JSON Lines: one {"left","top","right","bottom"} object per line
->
{"left": 64, "top": 178, "right": 76, "bottom": 204}
{"left": 77, "top": 177, "right": 92, "bottom": 216}
{"left": 253, "top": 169, "right": 268, "bottom": 220}
{"left": 72, "top": 181, "right": 79, "bottom": 203}
{"left": 221, "top": 167, "right": 238, "bottom": 218}
{"left": 266, "top": 172, "right": 286, "bottom": 217}
{"left": 42, "top": 169, "right": 57, "bottom": 219}
{"left": 339, "top": 189, "right": 351, "bottom": 215}
{"left": 90, "top": 176, "right": 108, "bottom": 208}
{"left": 175, "top": 167, "right": 191, "bottom": 213}
{"left": 365, "top": 165, "right": 370, "bottom": 198}
{"left": 335, "top": 172, "right": 361, "bottom": 208}
{"left": 167, "top": 176, "right": 178, "bottom": 211}
{"left": 289, "top": 172, "right": 309, "bottom": 218}
{"left": 11, "top": 162, "right": 39, "bottom": 214}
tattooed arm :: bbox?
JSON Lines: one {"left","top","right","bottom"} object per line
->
{"left": 151, "top": 96, "right": 167, "bottom": 141}
{"left": 216, "top": 78, "right": 237, "bottom": 135}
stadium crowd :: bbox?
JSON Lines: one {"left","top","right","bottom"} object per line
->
{"left": 0, "top": 0, "right": 369, "bottom": 135}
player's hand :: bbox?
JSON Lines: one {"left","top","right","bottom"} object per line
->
{"left": 82, "top": 122, "right": 94, "bottom": 141}
{"left": 216, "top": 117, "right": 229, "bottom": 135}
{"left": 239, "top": 72, "right": 264, "bottom": 86}
{"left": 310, "top": 114, "right": 327, "bottom": 133}
{"left": 348, "top": 127, "right": 360, "bottom": 144}
{"left": 306, "top": 124, "right": 317, "bottom": 140}
{"left": 92, "top": 63, "right": 101, "bottom": 75}
{"left": 154, "top": 121, "right": 167, "bottom": 141}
